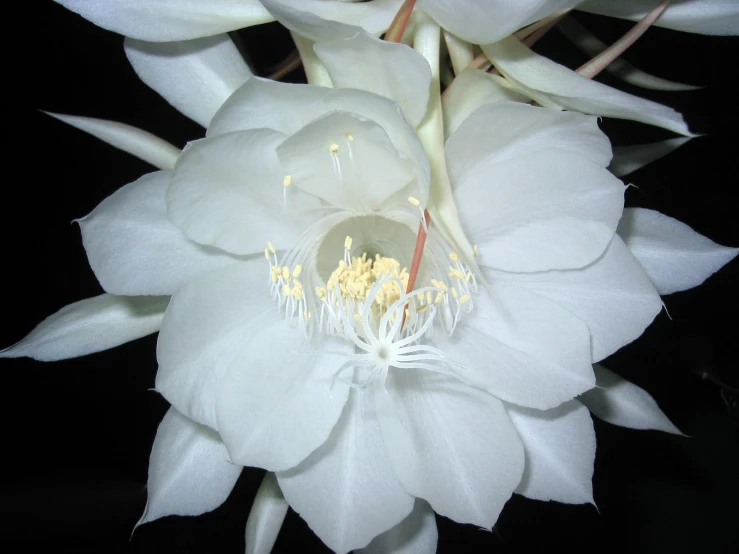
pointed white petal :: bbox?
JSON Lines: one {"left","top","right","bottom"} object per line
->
{"left": 138, "top": 407, "right": 242, "bottom": 526}
{"left": 0, "top": 294, "right": 167, "bottom": 362}
{"left": 483, "top": 37, "right": 695, "bottom": 136}
{"left": 578, "top": 0, "right": 739, "bottom": 35}
{"left": 168, "top": 128, "right": 322, "bottom": 256}
{"left": 618, "top": 208, "right": 738, "bottom": 295}
{"left": 208, "top": 78, "right": 430, "bottom": 199}
{"left": 489, "top": 236, "right": 663, "bottom": 362}
{"left": 507, "top": 400, "right": 595, "bottom": 504}
{"left": 216, "top": 328, "right": 353, "bottom": 473}
{"left": 431, "top": 285, "right": 594, "bottom": 410}
{"left": 442, "top": 69, "right": 530, "bottom": 137}
{"left": 376, "top": 373, "right": 524, "bottom": 528}
{"left": 358, "top": 500, "right": 438, "bottom": 554}
{"left": 558, "top": 17, "right": 701, "bottom": 91}
{"left": 156, "top": 261, "right": 270, "bottom": 430}
{"left": 44, "top": 112, "right": 179, "bottom": 170}
{"left": 448, "top": 102, "right": 622, "bottom": 272}
{"left": 55, "top": 0, "right": 274, "bottom": 41}
{"left": 315, "top": 32, "right": 432, "bottom": 128}
{"left": 260, "top": 0, "right": 403, "bottom": 42}
{"left": 610, "top": 138, "right": 693, "bottom": 177}
{"left": 418, "top": 0, "right": 581, "bottom": 44}
{"left": 79, "top": 170, "right": 239, "bottom": 296}
{"left": 580, "top": 365, "right": 683, "bottom": 434}
{"left": 277, "top": 389, "right": 414, "bottom": 554}
{"left": 277, "top": 111, "right": 416, "bottom": 212}
{"left": 125, "top": 34, "right": 252, "bottom": 128}
{"left": 245, "top": 473, "right": 288, "bottom": 554}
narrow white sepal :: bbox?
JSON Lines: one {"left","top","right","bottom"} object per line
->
{"left": 137, "top": 407, "right": 243, "bottom": 527}
{"left": 55, "top": 0, "right": 274, "bottom": 42}
{"left": 579, "top": 365, "right": 684, "bottom": 435}
{"left": 558, "top": 17, "right": 701, "bottom": 91}
{"left": 44, "top": 112, "right": 180, "bottom": 170}
{"left": 483, "top": 37, "right": 695, "bottom": 137}
{"left": 357, "top": 500, "right": 438, "bottom": 554}
{"left": 245, "top": 473, "right": 289, "bottom": 554}
{"left": 609, "top": 138, "right": 693, "bottom": 177}
{"left": 617, "top": 208, "right": 739, "bottom": 295}
{"left": 0, "top": 294, "right": 168, "bottom": 362}
{"left": 125, "top": 34, "right": 252, "bottom": 128}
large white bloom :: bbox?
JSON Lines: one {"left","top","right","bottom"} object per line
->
{"left": 5, "top": 4, "right": 737, "bottom": 554}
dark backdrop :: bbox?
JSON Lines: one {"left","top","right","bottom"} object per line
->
{"left": 2, "top": 2, "right": 738, "bottom": 553}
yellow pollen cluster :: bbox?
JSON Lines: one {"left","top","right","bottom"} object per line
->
{"left": 320, "top": 249, "right": 410, "bottom": 317}
{"left": 270, "top": 261, "right": 304, "bottom": 300}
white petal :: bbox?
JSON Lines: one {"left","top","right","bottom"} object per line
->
{"left": 358, "top": 500, "right": 438, "bottom": 554}
{"left": 138, "top": 407, "right": 242, "bottom": 526}
{"left": 55, "top": 0, "right": 274, "bottom": 41}
{"left": 557, "top": 16, "right": 702, "bottom": 91}
{"left": 277, "top": 389, "right": 414, "bottom": 554}
{"left": 245, "top": 473, "right": 288, "bottom": 554}
{"left": 483, "top": 37, "right": 695, "bottom": 136}
{"left": 610, "top": 138, "right": 693, "bottom": 177}
{"left": 315, "top": 32, "right": 432, "bottom": 127}
{"left": 44, "top": 112, "right": 179, "bottom": 170}
{"left": 260, "top": 0, "right": 403, "bottom": 41}
{"left": 277, "top": 112, "right": 417, "bottom": 212}
{"left": 442, "top": 69, "right": 530, "bottom": 137}
{"left": 580, "top": 365, "right": 683, "bottom": 434}
{"left": 155, "top": 261, "right": 270, "bottom": 429}
{"left": 579, "top": 0, "right": 739, "bottom": 35}
{"left": 418, "top": 0, "right": 581, "bottom": 44}
{"left": 216, "top": 327, "right": 354, "bottom": 472}
{"left": 455, "top": 150, "right": 624, "bottom": 272}
{"left": 168, "top": 128, "right": 322, "bottom": 256}
{"left": 431, "top": 285, "right": 594, "bottom": 410}
{"left": 209, "top": 78, "right": 430, "bottom": 199}
{"left": 79, "top": 170, "right": 239, "bottom": 296}
{"left": 0, "top": 294, "right": 167, "bottom": 362}
{"left": 376, "top": 373, "right": 524, "bottom": 528}
{"left": 125, "top": 34, "right": 252, "bottom": 128}
{"left": 617, "top": 208, "right": 738, "bottom": 295}
{"left": 507, "top": 400, "right": 595, "bottom": 504}
{"left": 489, "top": 236, "right": 663, "bottom": 362}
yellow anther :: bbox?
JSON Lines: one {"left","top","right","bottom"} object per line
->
{"left": 282, "top": 267, "right": 291, "bottom": 280}
{"left": 344, "top": 236, "right": 353, "bottom": 250}
{"left": 434, "top": 292, "right": 444, "bottom": 304}
{"left": 449, "top": 252, "right": 460, "bottom": 262}
{"left": 451, "top": 288, "right": 459, "bottom": 298}
{"left": 449, "top": 267, "right": 465, "bottom": 280}
{"left": 426, "top": 291, "right": 432, "bottom": 304}
{"left": 316, "top": 286, "right": 327, "bottom": 299}
{"left": 264, "top": 248, "right": 270, "bottom": 260}
{"left": 292, "top": 287, "right": 304, "bottom": 300}
{"left": 345, "top": 133, "right": 354, "bottom": 141}
{"left": 354, "top": 314, "right": 362, "bottom": 322}
{"left": 293, "top": 265, "right": 303, "bottom": 278}
{"left": 407, "top": 196, "right": 420, "bottom": 206}
{"left": 283, "top": 284, "right": 292, "bottom": 296}
{"left": 267, "top": 242, "right": 276, "bottom": 254}
{"left": 459, "top": 294, "right": 471, "bottom": 304}
{"left": 305, "top": 311, "right": 312, "bottom": 319}
{"left": 473, "top": 244, "right": 479, "bottom": 257}
{"left": 292, "top": 279, "right": 303, "bottom": 290}
{"left": 330, "top": 143, "right": 339, "bottom": 154}
{"left": 283, "top": 175, "right": 292, "bottom": 187}
{"left": 465, "top": 272, "right": 472, "bottom": 283}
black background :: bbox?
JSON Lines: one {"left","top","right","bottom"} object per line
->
{"left": 2, "top": 2, "right": 738, "bottom": 553}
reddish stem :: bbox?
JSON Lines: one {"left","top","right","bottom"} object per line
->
{"left": 401, "top": 209, "right": 430, "bottom": 329}
{"left": 384, "top": 0, "right": 416, "bottom": 43}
